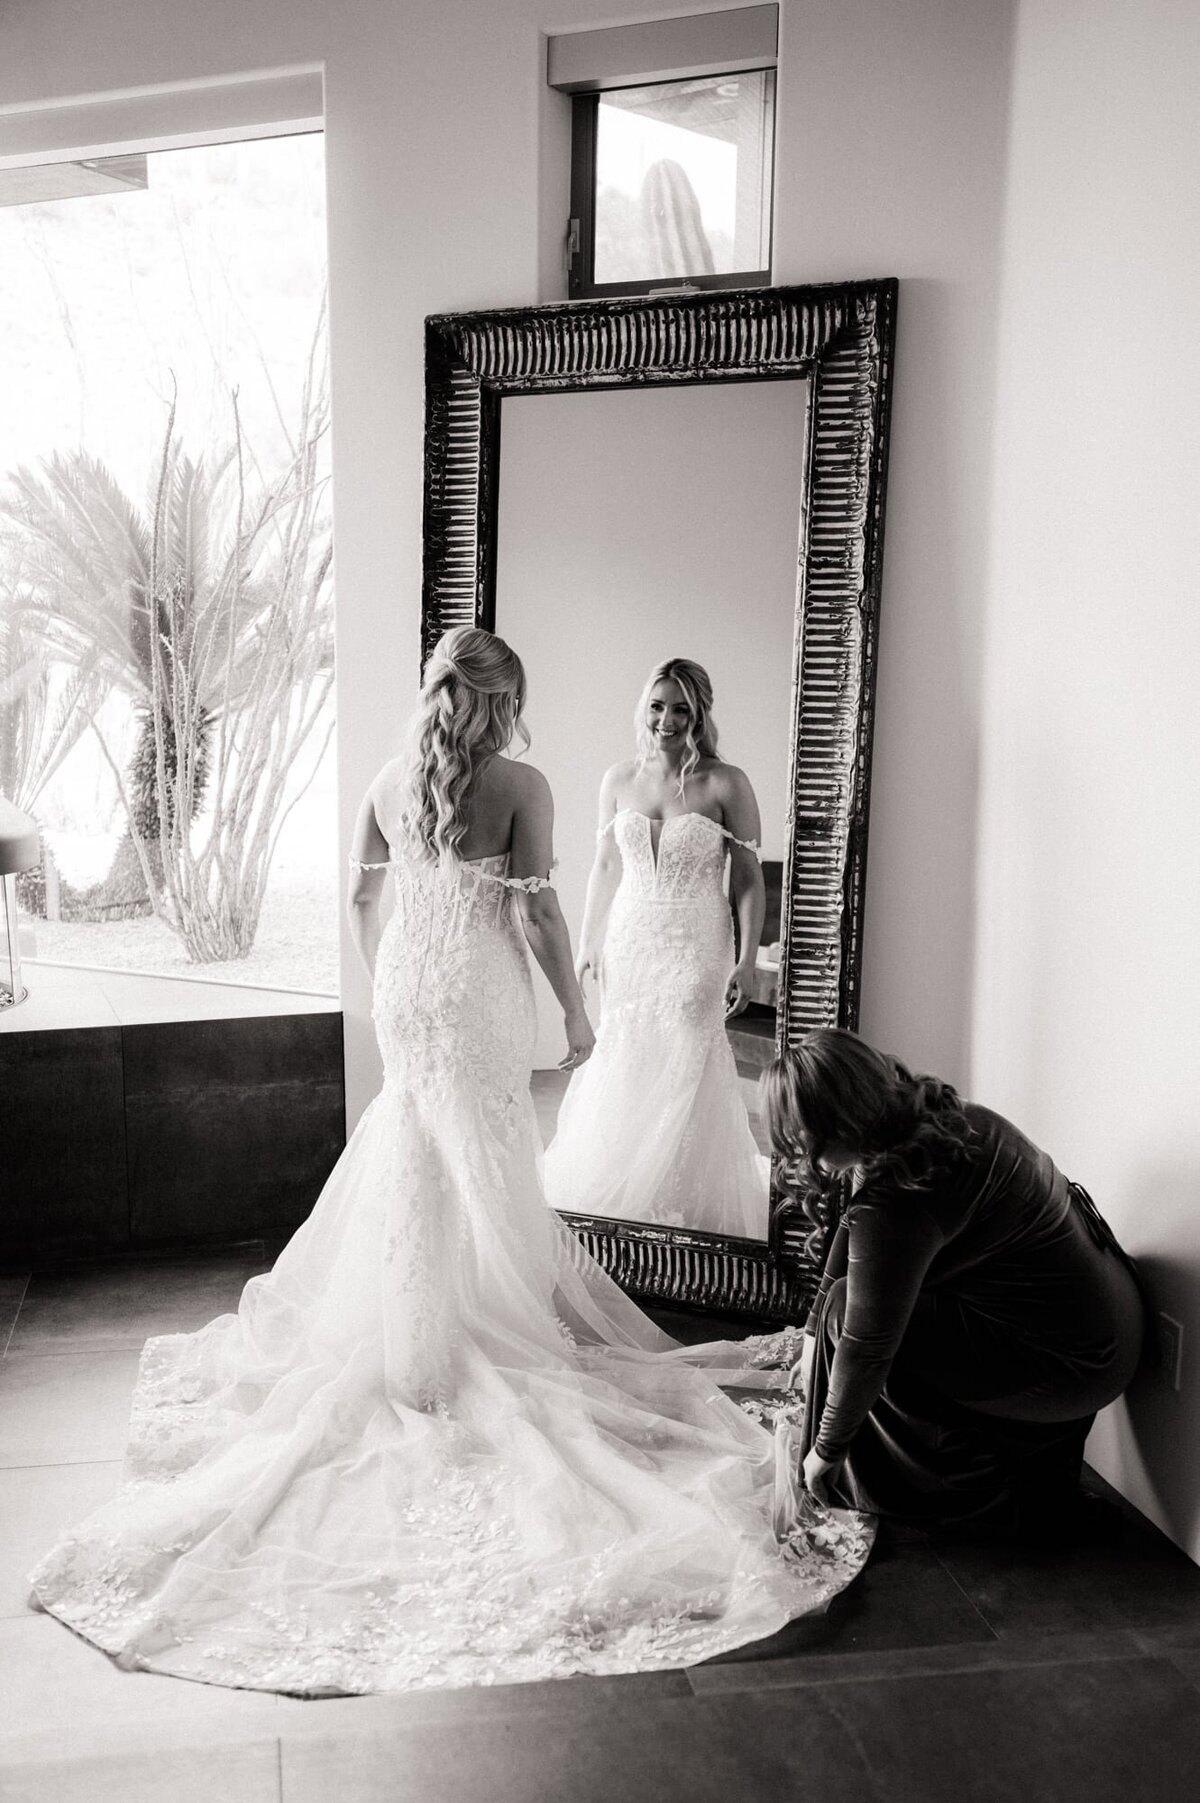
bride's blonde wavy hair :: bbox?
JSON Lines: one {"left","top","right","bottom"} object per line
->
{"left": 396, "top": 626, "right": 529, "bottom": 864}
{"left": 634, "top": 657, "right": 721, "bottom": 796}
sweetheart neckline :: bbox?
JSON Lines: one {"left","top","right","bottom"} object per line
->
{"left": 615, "top": 808, "right": 728, "bottom": 882}
{"left": 614, "top": 809, "right": 725, "bottom": 832}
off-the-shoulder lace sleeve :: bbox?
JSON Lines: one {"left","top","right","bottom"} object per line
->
{"left": 349, "top": 851, "right": 555, "bottom": 890}
{"left": 466, "top": 865, "right": 555, "bottom": 894}
{"left": 720, "top": 828, "right": 761, "bottom": 859}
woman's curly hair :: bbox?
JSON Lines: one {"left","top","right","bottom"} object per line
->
{"left": 761, "top": 1028, "right": 973, "bottom": 1253}
{"left": 396, "top": 627, "right": 528, "bottom": 865}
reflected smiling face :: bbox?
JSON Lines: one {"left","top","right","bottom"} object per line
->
{"left": 646, "top": 679, "right": 692, "bottom": 750}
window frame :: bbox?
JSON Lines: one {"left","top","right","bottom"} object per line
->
{"left": 567, "top": 68, "right": 776, "bottom": 301}
{"left": 0, "top": 118, "right": 338, "bottom": 1004}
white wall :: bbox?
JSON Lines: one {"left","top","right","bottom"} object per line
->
{"left": 496, "top": 380, "right": 803, "bottom": 1066}
{"left": 975, "top": 0, "right": 1200, "bottom": 1558}
{"left": 770, "top": 1, "right": 1017, "bottom": 1086}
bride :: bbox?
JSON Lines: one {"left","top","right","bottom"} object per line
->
{"left": 29, "top": 629, "right": 867, "bottom": 1696}
{"left": 544, "top": 657, "right": 770, "bottom": 1237}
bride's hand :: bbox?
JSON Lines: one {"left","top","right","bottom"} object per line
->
{"left": 559, "top": 1008, "right": 595, "bottom": 1073}
{"left": 575, "top": 947, "right": 601, "bottom": 991}
{"left": 724, "top": 960, "right": 755, "bottom": 1018}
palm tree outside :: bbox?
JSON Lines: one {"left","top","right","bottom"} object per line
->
{"left": 0, "top": 132, "right": 337, "bottom": 988}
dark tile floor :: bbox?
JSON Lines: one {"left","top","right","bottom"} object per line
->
{"left": 1, "top": 1257, "right": 1199, "bottom": 1801}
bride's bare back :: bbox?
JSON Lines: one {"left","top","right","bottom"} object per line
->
{"left": 359, "top": 753, "right": 554, "bottom": 879}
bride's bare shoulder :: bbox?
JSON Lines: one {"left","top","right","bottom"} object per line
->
{"left": 602, "top": 758, "right": 637, "bottom": 794}
{"left": 709, "top": 760, "right": 754, "bottom": 798}
{"left": 367, "top": 755, "right": 406, "bottom": 804}
{"left": 490, "top": 755, "right": 551, "bottom": 804}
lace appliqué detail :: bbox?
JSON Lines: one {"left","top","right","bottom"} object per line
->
{"left": 735, "top": 1325, "right": 810, "bottom": 1371}
{"left": 349, "top": 853, "right": 555, "bottom": 892}
{"left": 30, "top": 1347, "right": 872, "bottom": 1695}
{"left": 733, "top": 1373, "right": 876, "bottom": 1574}
{"left": 467, "top": 866, "right": 554, "bottom": 894}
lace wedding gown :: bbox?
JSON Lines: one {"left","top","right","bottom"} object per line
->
{"left": 29, "top": 813, "right": 869, "bottom": 1696}
{"left": 544, "top": 810, "right": 770, "bottom": 1237}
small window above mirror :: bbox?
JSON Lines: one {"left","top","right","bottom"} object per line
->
{"left": 548, "top": 6, "right": 779, "bottom": 301}
{"left": 569, "top": 69, "right": 776, "bottom": 298}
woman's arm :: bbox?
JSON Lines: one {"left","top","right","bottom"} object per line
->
{"left": 346, "top": 782, "right": 391, "bottom": 981}
{"left": 576, "top": 767, "right": 623, "bottom": 989}
{"left": 720, "top": 766, "right": 765, "bottom": 1017}
{"left": 509, "top": 765, "right": 595, "bottom": 1070}
{"left": 790, "top": 1215, "right": 851, "bottom": 1392}
{"left": 813, "top": 1200, "right": 946, "bottom": 1462}
{"left": 806, "top": 1215, "right": 851, "bottom": 1332}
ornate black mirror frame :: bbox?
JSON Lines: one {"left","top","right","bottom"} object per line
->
{"left": 422, "top": 279, "right": 898, "bottom": 1324}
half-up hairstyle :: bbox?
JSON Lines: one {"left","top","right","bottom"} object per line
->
{"left": 762, "top": 1029, "right": 973, "bottom": 1249}
{"left": 396, "top": 627, "right": 528, "bottom": 864}
{"left": 634, "top": 657, "right": 721, "bottom": 797}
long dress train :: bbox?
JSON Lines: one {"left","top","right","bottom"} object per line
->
{"left": 544, "top": 810, "right": 769, "bottom": 1238}
{"left": 29, "top": 814, "right": 869, "bottom": 1695}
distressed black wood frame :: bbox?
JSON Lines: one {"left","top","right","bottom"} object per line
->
{"left": 422, "top": 280, "right": 897, "bottom": 1323}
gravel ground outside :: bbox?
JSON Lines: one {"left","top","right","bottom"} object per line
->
{"left": 23, "top": 868, "right": 340, "bottom": 995}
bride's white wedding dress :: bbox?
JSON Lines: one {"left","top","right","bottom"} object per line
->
{"left": 29, "top": 792, "right": 869, "bottom": 1696}
{"left": 544, "top": 810, "right": 770, "bottom": 1237}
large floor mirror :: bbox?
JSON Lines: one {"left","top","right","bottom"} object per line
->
{"left": 422, "top": 282, "right": 897, "bottom": 1320}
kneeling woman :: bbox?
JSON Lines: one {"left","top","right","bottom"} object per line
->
{"left": 764, "top": 1031, "right": 1146, "bottom": 1535}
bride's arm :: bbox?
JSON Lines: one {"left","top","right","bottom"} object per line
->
{"left": 720, "top": 766, "right": 766, "bottom": 1018}
{"left": 346, "top": 782, "right": 391, "bottom": 980}
{"left": 509, "top": 766, "right": 595, "bottom": 1071}
{"left": 576, "top": 767, "right": 623, "bottom": 989}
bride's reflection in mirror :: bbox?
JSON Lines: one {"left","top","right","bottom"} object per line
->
{"left": 495, "top": 377, "right": 804, "bottom": 1243}
{"left": 543, "top": 657, "right": 770, "bottom": 1237}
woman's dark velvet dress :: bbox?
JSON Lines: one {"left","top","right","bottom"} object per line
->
{"left": 802, "top": 1104, "right": 1146, "bottom": 1532}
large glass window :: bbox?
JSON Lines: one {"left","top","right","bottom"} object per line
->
{"left": 0, "top": 133, "right": 336, "bottom": 994}
{"left": 569, "top": 70, "right": 775, "bottom": 298}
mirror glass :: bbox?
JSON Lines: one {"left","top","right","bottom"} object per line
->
{"left": 495, "top": 377, "right": 807, "bottom": 1244}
